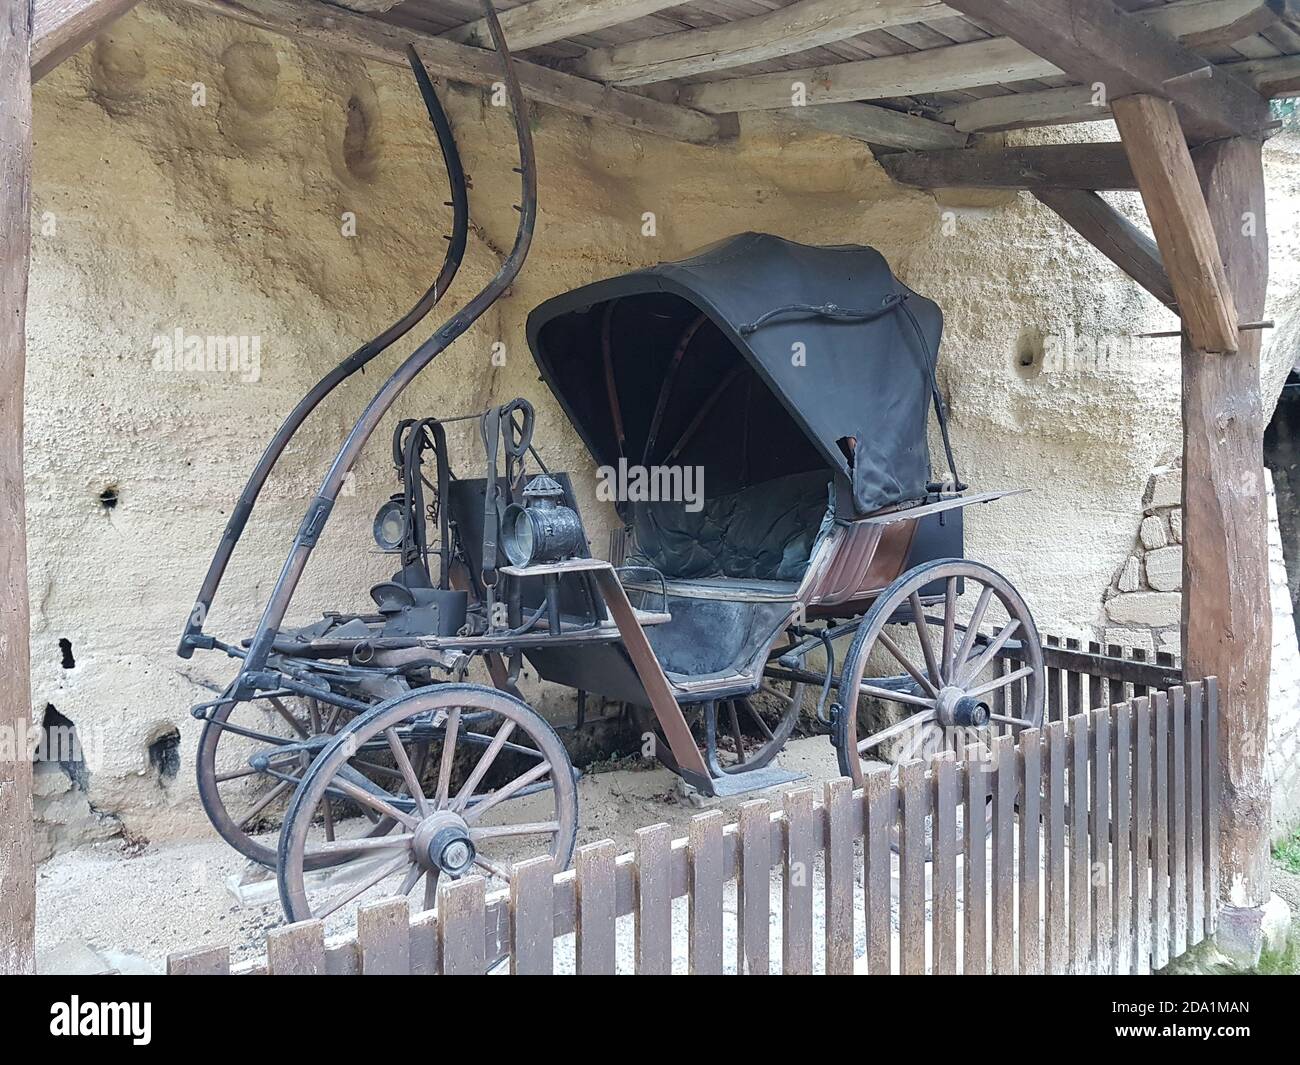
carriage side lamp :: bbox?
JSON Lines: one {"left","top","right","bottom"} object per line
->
{"left": 502, "top": 474, "right": 585, "bottom": 635}
{"left": 502, "top": 474, "right": 584, "bottom": 567}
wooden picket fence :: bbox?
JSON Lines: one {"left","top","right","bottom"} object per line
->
{"left": 168, "top": 663, "right": 1219, "bottom": 976}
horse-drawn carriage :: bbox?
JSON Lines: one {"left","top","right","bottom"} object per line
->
{"left": 178, "top": 1, "right": 1044, "bottom": 924}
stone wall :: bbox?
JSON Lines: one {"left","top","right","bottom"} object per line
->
{"left": 24, "top": 2, "right": 1300, "bottom": 850}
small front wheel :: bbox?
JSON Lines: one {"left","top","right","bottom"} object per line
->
{"left": 277, "top": 684, "right": 577, "bottom": 926}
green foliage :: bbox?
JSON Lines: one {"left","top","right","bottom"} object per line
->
{"left": 1271, "top": 98, "right": 1300, "bottom": 130}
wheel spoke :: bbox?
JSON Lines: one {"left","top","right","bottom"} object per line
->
{"left": 331, "top": 776, "right": 421, "bottom": 828}
{"left": 237, "top": 778, "right": 292, "bottom": 829}
{"left": 909, "top": 592, "right": 944, "bottom": 690}
{"left": 316, "top": 854, "right": 413, "bottom": 919}
{"left": 742, "top": 697, "right": 775, "bottom": 740}
{"left": 470, "top": 820, "right": 560, "bottom": 840}
{"left": 877, "top": 631, "right": 940, "bottom": 699}
{"left": 990, "top": 713, "right": 1034, "bottom": 728}
{"left": 856, "top": 708, "right": 937, "bottom": 753}
{"left": 453, "top": 718, "right": 517, "bottom": 813}
{"left": 267, "top": 697, "right": 310, "bottom": 739}
{"left": 435, "top": 706, "right": 461, "bottom": 809}
{"left": 303, "top": 832, "right": 413, "bottom": 859}
{"left": 398, "top": 863, "right": 424, "bottom": 897}
{"left": 958, "top": 620, "right": 1021, "bottom": 687}
{"left": 966, "top": 664, "right": 1035, "bottom": 699}
{"left": 463, "top": 759, "right": 552, "bottom": 824}
{"left": 941, "top": 577, "right": 958, "bottom": 683}
{"left": 473, "top": 854, "right": 513, "bottom": 882}
{"left": 859, "top": 682, "right": 934, "bottom": 708}
{"left": 726, "top": 701, "right": 745, "bottom": 765}
{"left": 951, "top": 585, "right": 994, "bottom": 684}
{"left": 386, "top": 727, "right": 431, "bottom": 817}
{"left": 423, "top": 869, "right": 440, "bottom": 912}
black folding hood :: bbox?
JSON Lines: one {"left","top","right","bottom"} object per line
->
{"left": 525, "top": 232, "right": 945, "bottom": 515}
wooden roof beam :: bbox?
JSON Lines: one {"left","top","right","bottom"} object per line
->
{"left": 676, "top": 0, "right": 1281, "bottom": 121}
{"left": 570, "top": 0, "right": 952, "bottom": 86}
{"left": 1033, "top": 189, "right": 1177, "bottom": 309}
{"left": 945, "top": 53, "right": 1300, "bottom": 133}
{"left": 879, "top": 143, "right": 1140, "bottom": 190}
{"left": 33, "top": 0, "right": 141, "bottom": 81}
{"left": 940, "top": 0, "right": 1272, "bottom": 143}
{"left": 176, "top": 0, "right": 724, "bottom": 145}
{"left": 443, "top": 0, "right": 687, "bottom": 52}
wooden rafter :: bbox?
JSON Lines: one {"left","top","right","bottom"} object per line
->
{"left": 176, "top": 0, "right": 723, "bottom": 145}
{"left": 675, "top": 0, "right": 1281, "bottom": 120}
{"left": 1032, "top": 189, "right": 1176, "bottom": 309}
{"left": 940, "top": 0, "right": 1271, "bottom": 142}
{"left": 443, "top": 0, "right": 685, "bottom": 52}
{"left": 771, "top": 101, "right": 968, "bottom": 149}
{"left": 879, "top": 143, "right": 1139, "bottom": 190}
{"left": 32, "top": 0, "right": 140, "bottom": 81}
{"left": 1112, "top": 94, "right": 1238, "bottom": 352}
{"left": 571, "top": 0, "right": 951, "bottom": 86}
{"left": 944, "top": 53, "right": 1300, "bottom": 133}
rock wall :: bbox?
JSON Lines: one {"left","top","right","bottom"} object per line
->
{"left": 24, "top": 2, "right": 1300, "bottom": 850}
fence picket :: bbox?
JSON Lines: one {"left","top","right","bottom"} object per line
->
{"left": 1152, "top": 691, "right": 1170, "bottom": 970}
{"left": 634, "top": 823, "right": 673, "bottom": 975}
{"left": 1187, "top": 682, "right": 1204, "bottom": 948}
{"left": 267, "top": 921, "right": 326, "bottom": 974}
{"left": 510, "top": 855, "right": 555, "bottom": 975}
{"left": 1090, "top": 706, "right": 1111, "bottom": 974}
{"left": 737, "top": 800, "right": 771, "bottom": 975}
{"left": 1204, "top": 678, "right": 1220, "bottom": 936}
{"left": 1069, "top": 712, "right": 1089, "bottom": 974}
{"left": 166, "top": 945, "right": 229, "bottom": 975}
{"left": 991, "top": 734, "right": 1016, "bottom": 975}
{"left": 576, "top": 840, "right": 618, "bottom": 975}
{"left": 899, "top": 760, "right": 928, "bottom": 975}
{"left": 1019, "top": 728, "right": 1042, "bottom": 974}
{"left": 782, "top": 790, "right": 815, "bottom": 975}
{"left": 964, "top": 743, "right": 988, "bottom": 975}
{"left": 439, "top": 877, "right": 486, "bottom": 975}
{"left": 1170, "top": 687, "right": 1188, "bottom": 959}
{"left": 823, "top": 778, "right": 856, "bottom": 975}
{"left": 1112, "top": 701, "right": 1132, "bottom": 976}
{"left": 1047, "top": 635, "right": 1063, "bottom": 722}
{"left": 357, "top": 898, "right": 410, "bottom": 975}
{"left": 864, "top": 766, "right": 893, "bottom": 975}
{"left": 690, "top": 810, "right": 725, "bottom": 975}
{"left": 1133, "top": 697, "right": 1152, "bottom": 975}
{"left": 932, "top": 754, "right": 958, "bottom": 975}
{"left": 1044, "top": 720, "right": 1067, "bottom": 974}
{"left": 1066, "top": 638, "right": 1083, "bottom": 715}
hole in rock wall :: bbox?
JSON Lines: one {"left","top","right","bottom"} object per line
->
{"left": 38, "top": 705, "right": 89, "bottom": 791}
{"left": 148, "top": 727, "right": 182, "bottom": 783}
{"left": 99, "top": 486, "right": 119, "bottom": 510}
{"left": 59, "top": 638, "right": 76, "bottom": 669}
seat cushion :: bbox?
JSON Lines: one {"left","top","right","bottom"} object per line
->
{"left": 629, "top": 469, "right": 831, "bottom": 582}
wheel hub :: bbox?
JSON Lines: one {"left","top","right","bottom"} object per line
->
{"left": 935, "top": 686, "right": 990, "bottom": 728}
{"left": 413, "top": 810, "right": 476, "bottom": 877}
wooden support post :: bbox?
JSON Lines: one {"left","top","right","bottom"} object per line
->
{"left": 1184, "top": 136, "right": 1272, "bottom": 928}
{"left": 1113, "top": 94, "right": 1240, "bottom": 352}
{"left": 0, "top": 0, "right": 35, "bottom": 976}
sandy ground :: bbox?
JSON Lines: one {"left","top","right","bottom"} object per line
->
{"left": 36, "top": 734, "right": 850, "bottom": 974}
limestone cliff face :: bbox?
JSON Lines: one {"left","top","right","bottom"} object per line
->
{"left": 25, "top": 2, "right": 1300, "bottom": 848}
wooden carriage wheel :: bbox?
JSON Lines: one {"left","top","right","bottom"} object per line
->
{"left": 196, "top": 685, "right": 370, "bottom": 870}
{"left": 277, "top": 684, "right": 577, "bottom": 924}
{"left": 835, "top": 558, "right": 1044, "bottom": 787}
